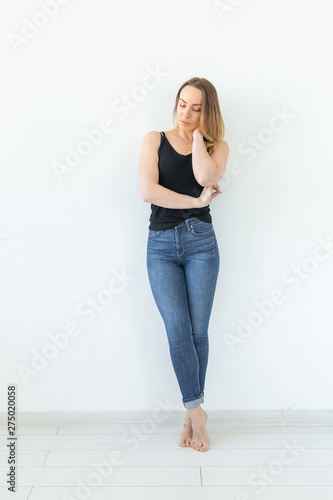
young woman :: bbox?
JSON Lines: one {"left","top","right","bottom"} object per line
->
{"left": 138, "top": 77, "right": 229, "bottom": 452}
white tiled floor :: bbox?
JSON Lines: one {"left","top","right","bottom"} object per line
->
{"left": 1, "top": 419, "right": 333, "bottom": 499}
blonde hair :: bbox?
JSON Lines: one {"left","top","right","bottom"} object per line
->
{"left": 172, "top": 77, "right": 225, "bottom": 156}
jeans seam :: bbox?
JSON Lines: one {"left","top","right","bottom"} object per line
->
{"left": 180, "top": 266, "right": 201, "bottom": 401}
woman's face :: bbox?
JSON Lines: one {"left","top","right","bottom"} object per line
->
{"left": 177, "top": 85, "right": 202, "bottom": 131}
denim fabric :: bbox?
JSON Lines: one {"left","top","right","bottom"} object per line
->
{"left": 146, "top": 216, "right": 220, "bottom": 409}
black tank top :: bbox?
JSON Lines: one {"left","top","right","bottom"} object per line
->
{"left": 148, "top": 131, "right": 212, "bottom": 230}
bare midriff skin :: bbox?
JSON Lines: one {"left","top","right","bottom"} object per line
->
{"left": 178, "top": 406, "right": 210, "bottom": 452}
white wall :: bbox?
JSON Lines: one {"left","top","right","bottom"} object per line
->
{"left": 0, "top": 0, "right": 332, "bottom": 411}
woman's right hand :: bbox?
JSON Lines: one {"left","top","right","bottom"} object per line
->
{"left": 196, "top": 184, "right": 221, "bottom": 207}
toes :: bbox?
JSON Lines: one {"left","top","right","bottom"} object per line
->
{"left": 191, "top": 440, "right": 202, "bottom": 450}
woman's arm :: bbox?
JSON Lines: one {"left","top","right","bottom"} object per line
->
{"left": 143, "top": 183, "right": 201, "bottom": 209}
{"left": 138, "top": 131, "right": 200, "bottom": 209}
{"left": 192, "top": 128, "right": 229, "bottom": 186}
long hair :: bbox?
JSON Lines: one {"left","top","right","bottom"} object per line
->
{"left": 172, "top": 77, "right": 225, "bottom": 156}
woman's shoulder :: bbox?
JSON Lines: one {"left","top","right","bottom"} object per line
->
{"left": 141, "top": 131, "right": 164, "bottom": 154}
{"left": 144, "top": 130, "right": 163, "bottom": 139}
{"left": 142, "top": 130, "right": 163, "bottom": 146}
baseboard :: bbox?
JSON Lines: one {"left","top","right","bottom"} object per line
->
{"left": 1, "top": 409, "right": 332, "bottom": 427}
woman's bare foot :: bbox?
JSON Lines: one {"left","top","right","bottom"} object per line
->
{"left": 187, "top": 406, "right": 210, "bottom": 452}
{"left": 178, "top": 410, "right": 193, "bottom": 447}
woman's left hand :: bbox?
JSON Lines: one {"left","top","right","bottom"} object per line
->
{"left": 192, "top": 126, "right": 203, "bottom": 137}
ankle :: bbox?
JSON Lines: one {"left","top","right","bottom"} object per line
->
{"left": 187, "top": 406, "right": 204, "bottom": 417}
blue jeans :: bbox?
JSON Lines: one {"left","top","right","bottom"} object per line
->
{"left": 146, "top": 216, "right": 220, "bottom": 409}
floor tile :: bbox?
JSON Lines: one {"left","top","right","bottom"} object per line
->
{"left": 28, "top": 485, "right": 333, "bottom": 500}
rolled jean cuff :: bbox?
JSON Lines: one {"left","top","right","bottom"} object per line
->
{"left": 183, "top": 393, "right": 204, "bottom": 409}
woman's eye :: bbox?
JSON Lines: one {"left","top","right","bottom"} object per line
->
{"left": 179, "top": 104, "right": 201, "bottom": 112}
